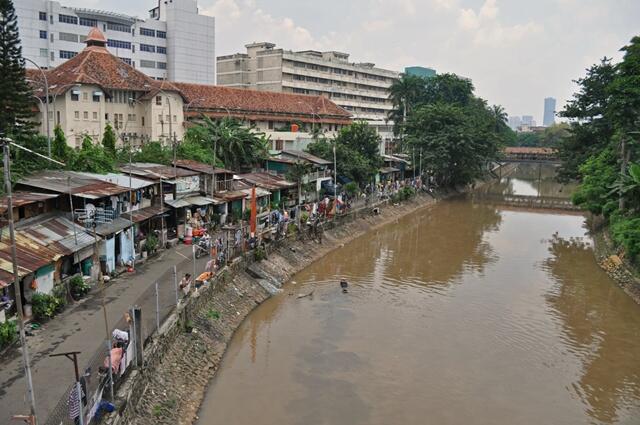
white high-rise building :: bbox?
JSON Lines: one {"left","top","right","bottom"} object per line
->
{"left": 16, "top": 0, "right": 216, "bottom": 84}
{"left": 217, "top": 42, "right": 401, "bottom": 153}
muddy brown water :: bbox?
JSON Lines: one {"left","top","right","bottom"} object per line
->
{"left": 196, "top": 165, "right": 640, "bottom": 425}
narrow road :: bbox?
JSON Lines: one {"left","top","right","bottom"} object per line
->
{"left": 0, "top": 244, "right": 210, "bottom": 423}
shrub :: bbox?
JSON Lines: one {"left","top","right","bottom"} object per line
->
{"left": 0, "top": 320, "right": 17, "bottom": 349}
{"left": 51, "top": 285, "right": 68, "bottom": 312}
{"left": 31, "top": 293, "right": 64, "bottom": 321}
{"left": 300, "top": 212, "right": 309, "bottom": 223}
{"left": 69, "top": 275, "right": 90, "bottom": 299}
{"left": 610, "top": 213, "right": 640, "bottom": 263}
{"left": 344, "top": 182, "right": 358, "bottom": 197}
{"left": 145, "top": 233, "right": 159, "bottom": 253}
{"left": 254, "top": 246, "right": 266, "bottom": 262}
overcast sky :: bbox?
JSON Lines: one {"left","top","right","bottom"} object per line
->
{"left": 60, "top": 0, "right": 639, "bottom": 124}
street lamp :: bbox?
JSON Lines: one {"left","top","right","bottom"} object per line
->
{"left": 24, "top": 58, "right": 51, "bottom": 157}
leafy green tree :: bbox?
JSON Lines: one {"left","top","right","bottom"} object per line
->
{"left": 422, "top": 73, "right": 475, "bottom": 106}
{"left": 307, "top": 122, "right": 382, "bottom": 186}
{"left": 515, "top": 132, "right": 541, "bottom": 147}
{"left": 132, "top": 141, "right": 171, "bottom": 165}
{"left": 197, "top": 116, "right": 269, "bottom": 171}
{"left": 69, "top": 135, "right": 114, "bottom": 173}
{"left": 388, "top": 74, "right": 428, "bottom": 130}
{"left": 0, "top": 0, "right": 34, "bottom": 140}
{"left": 102, "top": 123, "right": 117, "bottom": 156}
{"left": 52, "top": 125, "right": 72, "bottom": 163}
{"left": 405, "top": 103, "right": 500, "bottom": 186}
{"left": 571, "top": 146, "right": 618, "bottom": 216}
{"left": 558, "top": 58, "right": 616, "bottom": 180}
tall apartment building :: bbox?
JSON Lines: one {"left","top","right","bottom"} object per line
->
{"left": 405, "top": 66, "right": 436, "bottom": 78}
{"left": 16, "top": 0, "right": 215, "bottom": 84}
{"left": 217, "top": 42, "right": 400, "bottom": 153}
{"left": 543, "top": 97, "right": 556, "bottom": 127}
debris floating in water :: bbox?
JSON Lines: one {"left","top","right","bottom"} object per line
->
{"left": 340, "top": 279, "right": 348, "bottom": 293}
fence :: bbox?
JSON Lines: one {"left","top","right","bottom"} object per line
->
{"left": 43, "top": 179, "right": 423, "bottom": 425}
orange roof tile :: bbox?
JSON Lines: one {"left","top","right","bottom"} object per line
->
{"left": 174, "top": 82, "right": 352, "bottom": 124}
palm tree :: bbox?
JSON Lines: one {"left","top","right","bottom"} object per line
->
{"left": 490, "top": 104, "right": 509, "bottom": 133}
{"left": 388, "top": 75, "right": 427, "bottom": 129}
{"left": 198, "top": 115, "right": 269, "bottom": 171}
{"left": 286, "top": 160, "right": 313, "bottom": 226}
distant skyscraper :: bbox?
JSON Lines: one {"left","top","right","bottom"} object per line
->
{"left": 404, "top": 66, "right": 436, "bottom": 78}
{"left": 508, "top": 116, "right": 521, "bottom": 131}
{"left": 543, "top": 97, "right": 556, "bottom": 127}
{"left": 521, "top": 115, "right": 534, "bottom": 126}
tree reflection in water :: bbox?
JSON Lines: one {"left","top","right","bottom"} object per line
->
{"left": 544, "top": 235, "right": 640, "bottom": 424}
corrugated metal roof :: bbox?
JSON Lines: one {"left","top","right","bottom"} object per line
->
{"left": 278, "top": 150, "right": 332, "bottom": 166}
{"left": 165, "top": 198, "right": 191, "bottom": 209}
{"left": 214, "top": 190, "right": 249, "bottom": 202}
{"left": 121, "top": 205, "right": 169, "bottom": 223}
{"left": 0, "top": 192, "right": 59, "bottom": 213}
{"left": 20, "top": 216, "right": 96, "bottom": 256}
{"left": 120, "top": 163, "right": 199, "bottom": 180}
{"left": 0, "top": 229, "right": 61, "bottom": 281}
{"left": 380, "top": 167, "right": 400, "bottom": 174}
{"left": 18, "top": 171, "right": 129, "bottom": 199}
{"left": 238, "top": 173, "right": 295, "bottom": 191}
{"left": 240, "top": 188, "right": 271, "bottom": 198}
{"left": 94, "top": 217, "right": 132, "bottom": 236}
{"left": 173, "top": 160, "right": 234, "bottom": 176}
{"left": 76, "top": 172, "right": 156, "bottom": 190}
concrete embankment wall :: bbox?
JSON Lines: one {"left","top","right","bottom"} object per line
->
{"left": 107, "top": 190, "right": 450, "bottom": 425}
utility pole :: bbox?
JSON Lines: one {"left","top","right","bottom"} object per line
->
{"left": 3, "top": 139, "right": 38, "bottom": 425}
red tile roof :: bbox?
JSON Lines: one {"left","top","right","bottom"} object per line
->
{"left": 27, "top": 28, "right": 180, "bottom": 98}
{"left": 174, "top": 82, "right": 352, "bottom": 125}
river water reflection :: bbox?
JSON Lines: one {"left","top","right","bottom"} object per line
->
{"left": 196, "top": 165, "right": 640, "bottom": 425}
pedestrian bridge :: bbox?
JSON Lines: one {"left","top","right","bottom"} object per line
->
{"left": 471, "top": 192, "right": 582, "bottom": 212}
{"left": 502, "top": 147, "right": 560, "bottom": 163}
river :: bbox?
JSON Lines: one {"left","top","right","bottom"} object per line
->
{"left": 196, "top": 164, "right": 640, "bottom": 425}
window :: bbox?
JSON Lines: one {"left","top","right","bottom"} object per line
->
{"left": 93, "top": 111, "right": 98, "bottom": 120}
{"left": 107, "top": 22, "right": 131, "bottom": 32}
{"left": 154, "top": 96, "right": 162, "bottom": 106}
{"left": 79, "top": 17, "right": 97, "bottom": 27}
{"left": 158, "top": 114, "right": 163, "bottom": 123}
{"left": 39, "top": 30, "right": 47, "bottom": 39}
{"left": 50, "top": 15, "right": 53, "bottom": 24}
{"left": 157, "top": 62, "right": 166, "bottom": 70}
{"left": 141, "top": 117, "right": 145, "bottom": 126}
{"left": 157, "top": 46, "right": 166, "bottom": 54}
{"left": 92, "top": 93, "right": 101, "bottom": 102}
{"left": 39, "top": 11, "right": 47, "bottom": 21}
{"left": 39, "top": 48, "right": 48, "bottom": 58}
{"left": 140, "top": 28, "right": 155, "bottom": 37}
{"left": 275, "top": 139, "right": 284, "bottom": 150}
{"left": 50, "top": 51, "right": 55, "bottom": 61}
{"left": 268, "top": 121, "right": 273, "bottom": 129}
{"left": 156, "top": 30, "right": 166, "bottom": 39}
{"left": 166, "top": 115, "right": 170, "bottom": 123}
{"left": 119, "top": 57, "right": 132, "bottom": 65}
{"left": 59, "top": 50, "right": 77, "bottom": 59}
{"left": 105, "top": 113, "right": 109, "bottom": 120}
{"left": 83, "top": 111, "right": 89, "bottom": 120}
{"left": 82, "top": 92, "right": 88, "bottom": 101}
{"left": 79, "top": 35, "right": 87, "bottom": 43}
{"left": 139, "top": 59, "right": 155, "bottom": 68}
{"left": 71, "top": 91, "right": 79, "bottom": 101}
{"left": 50, "top": 33, "right": 54, "bottom": 42}
{"left": 107, "top": 39, "right": 131, "bottom": 49}
{"left": 127, "top": 114, "right": 136, "bottom": 121}
{"left": 140, "top": 44, "right": 155, "bottom": 53}
{"left": 74, "top": 111, "right": 79, "bottom": 119}
{"left": 59, "top": 14, "right": 78, "bottom": 25}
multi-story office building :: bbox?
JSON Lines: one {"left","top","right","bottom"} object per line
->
{"left": 521, "top": 115, "right": 534, "bottom": 127}
{"left": 543, "top": 97, "right": 556, "bottom": 127}
{"left": 16, "top": 0, "right": 215, "bottom": 84}
{"left": 405, "top": 66, "right": 436, "bottom": 78}
{"left": 217, "top": 42, "right": 400, "bottom": 153}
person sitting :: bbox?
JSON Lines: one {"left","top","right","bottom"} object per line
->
{"left": 179, "top": 273, "right": 192, "bottom": 297}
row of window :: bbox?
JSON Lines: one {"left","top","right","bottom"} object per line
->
{"left": 39, "top": 12, "right": 166, "bottom": 39}
{"left": 41, "top": 31, "right": 167, "bottom": 56}
{"left": 289, "top": 60, "right": 393, "bottom": 83}
{"left": 140, "top": 60, "right": 166, "bottom": 69}
{"left": 139, "top": 44, "right": 167, "bottom": 54}
{"left": 108, "top": 39, "right": 131, "bottom": 49}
